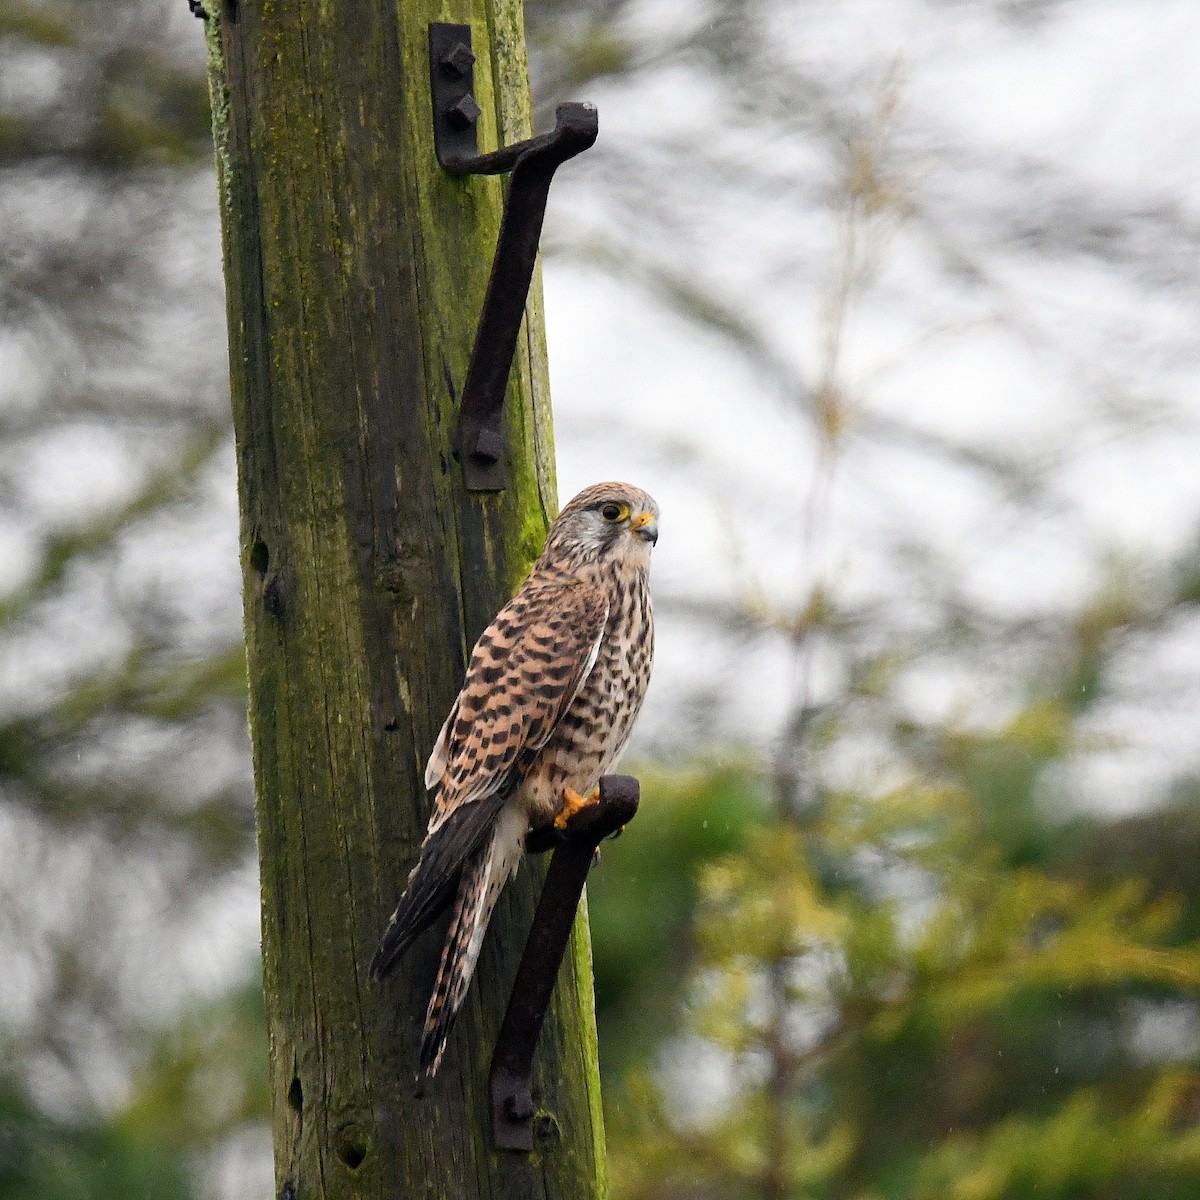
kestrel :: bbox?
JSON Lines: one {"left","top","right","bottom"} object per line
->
{"left": 370, "top": 481, "right": 658, "bottom": 1074}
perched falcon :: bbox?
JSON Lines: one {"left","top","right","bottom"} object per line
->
{"left": 370, "top": 481, "right": 658, "bottom": 1074}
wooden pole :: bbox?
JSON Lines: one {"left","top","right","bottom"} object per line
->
{"left": 201, "top": 0, "right": 606, "bottom": 1194}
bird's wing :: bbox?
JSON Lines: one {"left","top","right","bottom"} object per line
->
{"left": 425, "top": 577, "right": 609, "bottom": 833}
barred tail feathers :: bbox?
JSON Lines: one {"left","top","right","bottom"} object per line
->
{"left": 419, "top": 804, "right": 525, "bottom": 1075}
{"left": 369, "top": 790, "right": 507, "bottom": 982}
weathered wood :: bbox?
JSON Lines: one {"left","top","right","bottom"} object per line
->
{"left": 201, "top": 1, "right": 605, "bottom": 1195}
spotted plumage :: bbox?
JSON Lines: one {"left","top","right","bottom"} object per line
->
{"left": 370, "top": 481, "right": 658, "bottom": 1074}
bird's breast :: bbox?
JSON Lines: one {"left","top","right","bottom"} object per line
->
{"left": 517, "top": 570, "right": 653, "bottom": 826}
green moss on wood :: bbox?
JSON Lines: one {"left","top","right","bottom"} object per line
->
{"left": 200, "top": 2, "right": 232, "bottom": 214}
{"left": 572, "top": 894, "right": 610, "bottom": 1196}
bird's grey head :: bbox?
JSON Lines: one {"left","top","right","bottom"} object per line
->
{"left": 539, "top": 481, "right": 659, "bottom": 569}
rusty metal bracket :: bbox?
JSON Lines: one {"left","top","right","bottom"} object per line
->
{"left": 429, "top": 23, "right": 599, "bottom": 491}
{"left": 490, "top": 774, "right": 639, "bottom": 1152}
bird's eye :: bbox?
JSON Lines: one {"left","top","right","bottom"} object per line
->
{"left": 600, "top": 502, "right": 627, "bottom": 522}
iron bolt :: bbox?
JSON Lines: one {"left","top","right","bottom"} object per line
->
{"left": 468, "top": 427, "right": 504, "bottom": 463}
{"left": 446, "top": 94, "right": 482, "bottom": 131}
{"left": 440, "top": 42, "right": 476, "bottom": 78}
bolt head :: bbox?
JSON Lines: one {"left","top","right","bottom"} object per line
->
{"left": 440, "top": 41, "right": 475, "bottom": 78}
{"left": 446, "top": 93, "right": 482, "bottom": 131}
{"left": 468, "top": 426, "right": 503, "bottom": 463}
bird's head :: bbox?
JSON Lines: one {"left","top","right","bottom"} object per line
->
{"left": 540, "top": 481, "right": 659, "bottom": 570}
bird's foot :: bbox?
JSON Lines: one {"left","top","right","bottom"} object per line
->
{"left": 554, "top": 785, "right": 601, "bottom": 830}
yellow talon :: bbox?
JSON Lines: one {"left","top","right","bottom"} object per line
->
{"left": 554, "top": 785, "right": 601, "bottom": 830}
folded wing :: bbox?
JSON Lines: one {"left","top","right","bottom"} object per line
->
{"left": 369, "top": 577, "right": 608, "bottom": 982}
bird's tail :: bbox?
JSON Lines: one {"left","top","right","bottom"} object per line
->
{"left": 369, "top": 792, "right": 507, "bottom": 983}
{"left": 419, "top": 804, "right": 525, "bottom": 1076}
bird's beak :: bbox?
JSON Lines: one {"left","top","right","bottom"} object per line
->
{"left": 629, "top": 510, "right": 658, "bottom": 545}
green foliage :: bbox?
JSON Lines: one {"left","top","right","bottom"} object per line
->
{"left": 588, "top": 763, "right": 767, "bottom": 1073}
{"left": 0, "top": 1078, "right": 195, "bottom": 1200}
{"left": 913, "top": 1076, "right": 1200, "bottom": 1200}
{"left": 0, "top": 983, "right": 268, "bottom": 1200}
{"left": 121, "top": 982, "right": 270, "bottom": 1152}
{"left": 603, "top": 763, "right": 1200, "bottom": 1200}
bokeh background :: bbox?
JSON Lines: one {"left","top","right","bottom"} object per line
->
{"left": 3, "top": 1, "right": 1200, "bottom": 1197}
